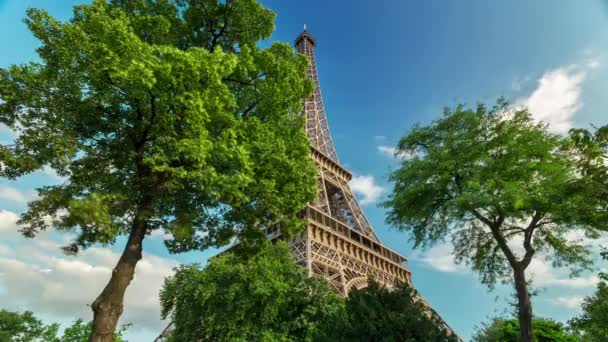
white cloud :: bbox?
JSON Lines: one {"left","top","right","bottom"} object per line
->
{"left": 149, "top": 229, "right": 173, "bottom": 240}
{"left": 409, "top": 232, "right": 605, "bottom": 288}
{"left": 520, "top": 58, "right": 601, "bottom": 135}
{"left": 0, "top": 210, "right": 177, "bottom": 334}
{"left": 412, "top": 242, "right": 468, "bottom": 273}
{"left": 40, "top": 166, "right": 67, "bottom": 182}
{"left": 377, "top": 145, "right": 416, "bottom": 160}
{"left": 526, "top": 257, "right": 600, "bottom": 289}
{"left": 552, "top": 295, "right": 585, "bottom": 310}
{"left": 564, "top": 229, "right": 608, "bottom": 249}
{"left": 0, "top": 184, "right": 36, "bottom": 204}
{"left": 0, "top": 209, "right": 20, "bottom": 232}
{"left": 349, "top": 174, "right": 384, "bottom": 205}
{"left": 377, "top": 145, "right": 398, "bottom": 158}
{"left": 0, "top": 244, "right": 12, "bottom": 256}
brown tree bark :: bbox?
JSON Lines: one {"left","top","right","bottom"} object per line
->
{"left": 89, "top": 215, "right": 148, "bottom": 342}
{"left": 482, "top": 212, "right": 538, "bottom": 342}
{"left": 514, "top": 266, "right": 533, "bottom": 342}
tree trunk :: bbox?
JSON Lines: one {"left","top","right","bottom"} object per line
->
{"left": 513, "top": 266, "right": 533, "bottom": 342}
{"left": 89, "top": 217, "right": 147, "bottom": 341}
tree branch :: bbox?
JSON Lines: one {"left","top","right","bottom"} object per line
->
{"left": 520, "top": 211, "right": 543, "bottom": 269}
{"left": 241, "top": 100, "right": 259, "bottom": 119}
{"left": 210, "top": 0, "right": 232, "bottom": 49}
{"left": 471, "top": 209, "right": 493, "bottom": 227}
{"left": 484, "top": 215, "right": 519, "bottom": 267}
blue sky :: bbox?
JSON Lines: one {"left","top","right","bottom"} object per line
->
{"left": 1, "top": 0, "right": 608, "bottom": 340}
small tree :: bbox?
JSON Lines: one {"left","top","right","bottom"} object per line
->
{"left": 0, "top": 310, "right": 128, "bottom": 341}
{"left": 160, "top": 241, "right": 343, "bottom": 341}
{"left": 327, "top": 280, "right": 459, "bottom": 342}
{"left": 569, "top": 125, "right": 608, "bottom": 263}
{"left": 0, "top": 0, "right": 316, "bottom": 340}
{"left": 61, "top": 319, "right": 129, "bottom": 342}
{"left": 473, "top": 317, "right": 578, "bottom": 342}
{"left": 0, "top": 310, "right": 59, "bottom": 342}
{"left": 384, "top": 100, "right": 608, "bottom": 342}
{"left": 568, "top": 274, "right": 608, "bottom": 341}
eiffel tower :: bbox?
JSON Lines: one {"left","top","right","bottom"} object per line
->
{"left": 288, "top": 27, "right": 458, "bottom": 338}
{"left": 156, "top": 27, "right": 457, "bottom": 341}
{"left": 288, "top": 27, "right": 410, "bottom": 294}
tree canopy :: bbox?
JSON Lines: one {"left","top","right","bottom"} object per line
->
{"left": 0, "top": 310, "right": 59, "bottom": 342}
{"left": 160, "top": 241, "right": 458, "bottom": 342}
{"left": 565, "top": 125, "right": 608, "bottom": 341}
{"left": 60, "top": 319, "right": 129, "bottom": 342}
{"left": 568, "top": 125, "right": 608, "bottom": 263}
{"left": 160, "top": 241, "right": 343, "bottom": 342}
{"left": 472, "top": 317, "right": 578, "bottom": 342}
{"left": 568, "top": 274, "right": 608, "bottom": 341}
{"left": 0, "top": 0, "right": 316, "bottom": 339}
{"left": 384, "top": 99, "right": 608, "bottom": 341}
{"left": 327, "top": 280, "right": 459, "bottom": 342}
{"left": 0, "top": 310, "right": 128, "bottom": 342}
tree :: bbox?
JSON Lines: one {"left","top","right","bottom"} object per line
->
{"left": 160, "top": 242, "right": 460, "bottom": 342}
{"left": 0, "top": 0, "right": 316, "bottom": 340}
{"left": 0, "top": 310, "right": 59, "bottom": 342}
{"left": 61, "top": 319, "right": 129, "bottom": 342}
{"left": 0, "top": 310, "right": 128, "bottom": 341}
{"left": 567, "top": 125, "right": 608, "bottom": 340}
{"left": 327, "top": 280, "right": 459, "bottom": 342}
{"left": 568, "top": 274, "right": 608, "bottom": 341}
{"left": 159, "top": 241, "right": 343, "bottom": 341}
{"left": 384, "top": 99, "right": 608, "bottom": 342}
{"left": 568, "top": 125, "right": 608, "bottom": 263}
{"left": 473, "top": 317, "right": 579, "bottom": 342}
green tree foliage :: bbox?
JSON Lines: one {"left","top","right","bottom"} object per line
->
{"left": 60, "top": 319, "right": 129, "bottom": 342}
{"left": 0, "top": 310, "right": 59, "bottom": 342}
{"left": 568, "top": 125, "right": 608, "bottom": 341}
{"left": 568, "top": 125, "right": 608, "bottom": 263}
{"left": 384, "top": 99, "right": 608, "bottom": 341}
{"left": 0, "top": 0, "right": 316, "bottom": 339}
{"left": 0, "top": 310, "right": 128, "bottom": 341}
{"left": 473, "top": 317, "right": 579, "bottom": 342}
{"left": 327, "top": 280, "right": 459, "bottom": 342}
{"left": 568, "top": 274, "right": 608, "bottom": 341}
{"left": 160, "top": 242, "right": 456, "bottom": 342}
{"left": 160, "top": 241, "right": 343, "bottom": 342}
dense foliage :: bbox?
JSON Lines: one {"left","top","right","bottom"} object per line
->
{"left": 60, "top": 319, "right": 129, "bottom": 342}
{"left": 0, "top": 310, "right": 59, "bottom": 342}
{"left": 160, "top": 241, "right": 458, "bottom": 342}
{"left": 0, "top": 0, "right": 316, "bottom": 338}
{"left": 384, "top": 99, "right": 608, "bottom": 341}
{"left": 568, "top": 274, "right": 608, "bottom": 341}
{"left": 472, "top": 317, "right": 578, "bottom": 342}
{"left": 160, "top": 242, "right": 343, "bottom": 341}
{"left": 569, "top": 125, "right": 608, "bottom": 264}
{"left": 0, "top": 310, "right": 128, "bottom": 341}
{"left": 565, "top": 125, "right": 608, "bottom": 341}
{"left": 327, "top": 280, "right": 459, "bottom": 342}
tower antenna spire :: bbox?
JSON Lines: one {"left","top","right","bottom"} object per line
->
{"left": 304, "top": 23, "right": 307, "bottom": 30}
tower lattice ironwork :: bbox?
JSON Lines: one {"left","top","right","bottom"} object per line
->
{"left": 289, "top": 27, "right": 408, "bottom": 295}
{"left": 289, "top": 27, "right": 458, "bottom": 337}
